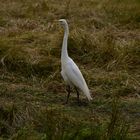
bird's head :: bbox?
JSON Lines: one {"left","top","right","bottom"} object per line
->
{"left": 58, "top": 19, "right": 68, "bottom": 28}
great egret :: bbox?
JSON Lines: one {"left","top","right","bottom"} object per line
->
{"left": 59, "top": 19, "right": 92, "bottom": 104}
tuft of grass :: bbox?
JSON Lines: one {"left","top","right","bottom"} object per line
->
{"left": 105, "top": 97, "right": 129, "bottom": 140}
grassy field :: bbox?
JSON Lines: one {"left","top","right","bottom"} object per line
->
{"left": 0, "top": 0, "right": 140, "bottom": 139}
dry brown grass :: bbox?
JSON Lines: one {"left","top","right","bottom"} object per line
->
{"left": 0, "top": 0, "right": 140, "bottom": 139}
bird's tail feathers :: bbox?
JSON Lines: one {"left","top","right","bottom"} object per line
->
{"left": 82, "top": 84, "right": 92, "bottom": 101}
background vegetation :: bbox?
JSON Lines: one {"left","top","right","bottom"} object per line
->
{"left": 0, "top": 0, "right": 140, "bottom": 139}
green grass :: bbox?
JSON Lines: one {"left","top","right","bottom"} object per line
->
{"left": 0, "top": 0, "right": 140, "bottom": 139}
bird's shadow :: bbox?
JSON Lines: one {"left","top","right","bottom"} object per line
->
{"left": 64, "top": 99, "right": 89, "bottom": 107}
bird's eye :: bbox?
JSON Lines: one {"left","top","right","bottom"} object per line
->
{"left": 60, "top": 21, "right": 63, "bottom": 24}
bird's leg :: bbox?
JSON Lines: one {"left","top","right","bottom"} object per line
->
{"left": 65, "top": 85, "right": 71, "bottom": 104}
{"left": 75, "top": 87, "right": 80, "bottom": 104}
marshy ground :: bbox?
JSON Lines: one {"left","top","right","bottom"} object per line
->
{"left": 0, "top": 0, "right": 140, "bottom": 139}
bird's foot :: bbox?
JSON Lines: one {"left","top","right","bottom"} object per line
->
{"left": 77, "top": 100, "right": 82, "bottom": 106}
{"left": 62, "top": 101, "right": 68, "bottom": 105}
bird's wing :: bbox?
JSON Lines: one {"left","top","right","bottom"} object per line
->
{"left": 61, "top": 70, "right": 71, "bottom": 85}
{"left": 64, "top": 59, "right": 86, "bottom": 89}
{"left": 63, "top": 58, "right": 92, "bottom": 101}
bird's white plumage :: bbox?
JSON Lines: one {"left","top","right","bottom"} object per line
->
{"left": 59, "top": 19, "right": 92, "bottom": 101}
{"left": 61, "top": 58, "right": 84, "bottom": 87}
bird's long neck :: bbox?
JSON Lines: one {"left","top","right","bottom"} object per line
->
{"left": 61, "top": 24, "right": 69, "bottom": 61}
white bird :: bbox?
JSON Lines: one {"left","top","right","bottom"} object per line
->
{"left": 59, "top": 19, "right": 92, "bottom": 104}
